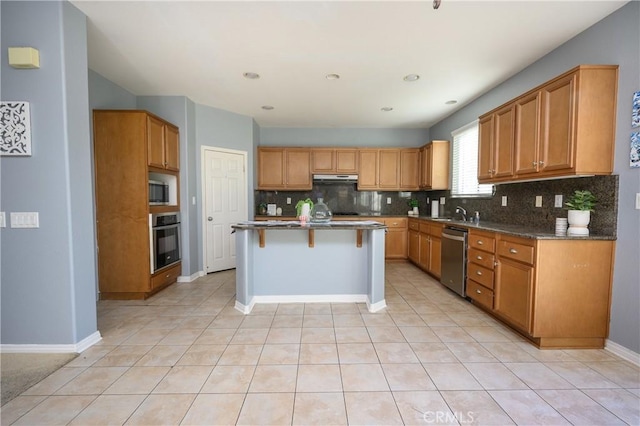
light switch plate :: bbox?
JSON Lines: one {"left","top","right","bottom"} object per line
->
{"left": 0, "top": 212, "right": 5, "bottom": 228}
{"left": 502, "top": 196, "right": 507, "bottom": 207}
{"left": 554, "top": 194, "right": 563, "bottom": 208}
{"left": 287, "top": 197, "right": 291, "bottom": 205}
{"left": 636, "top": 193, "right": 640, "bottom": 210}
{"left": 386, "top": 197, "right": 392, "bottom": 204}
{"left": 440, "top": 197, "right": 446, "bottom": 205}
{"left": 535, "top": 196, "right": 543, "bottom": 208}
{"left": 10, "top": 212, "right": 39, "bottom": 228}
{"left": 192, "top": 196, "right": 196, "bottom": 205}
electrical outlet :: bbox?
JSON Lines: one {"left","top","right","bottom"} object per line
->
{"left": 502, "top": 196, "right": 507, "bottom": 207}
{"left": 636, "top": 193, "right": 640, "bottom": 210}
{"left": 387, "top": 197, "right": 392, "bottom": 204}
{"left": 10, "top": 212, "right": 39, "bottom": 228}
{"left": 192, "top": 196, "right": 196, "bottom": 205}
{"left": 554, "top": 194, "right": 563, "bottom": 208}
{"left": 440, "top": 197, "right": 446, "bottom": 205}
{"left": 287, "top": 197, "right": 291, "bottom": 205}
{"left": 535, "top": 196, "right": 543, "bottom": 208}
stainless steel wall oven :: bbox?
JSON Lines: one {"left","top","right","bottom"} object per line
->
{"left": 150, "top": 212, "right": 181, "bottom": 273}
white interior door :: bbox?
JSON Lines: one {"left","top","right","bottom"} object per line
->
{"left": 203, "top": 147, "right": 247, "bottom": 273}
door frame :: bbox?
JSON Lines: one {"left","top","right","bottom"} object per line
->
{"left": 200, "top": 145, "right": 248, "bottom": 273}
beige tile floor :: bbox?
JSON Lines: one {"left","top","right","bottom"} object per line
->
{"left": 2, "top": 262, "right": 639, "bottom": 425}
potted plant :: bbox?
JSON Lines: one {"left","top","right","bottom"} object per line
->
{"left": 408, "top": 198, "right": 419, "bottom": 215}
{"left": 565, "top": 190, "right": 596, "bottom": 235}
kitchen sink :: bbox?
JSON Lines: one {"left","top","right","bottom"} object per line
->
{"left": 430, "top": 217, "right": 454, "bottom": 221}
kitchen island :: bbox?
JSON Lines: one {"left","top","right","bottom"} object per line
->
{"left": 232, "top": 220, "right": 387, "bottom": 314}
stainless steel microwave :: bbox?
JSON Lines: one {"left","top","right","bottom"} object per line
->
{"left": 149, "top": 180, "right": 169, "bottom": 205}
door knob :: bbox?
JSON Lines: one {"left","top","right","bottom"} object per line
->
{"left": 208, "top": 217, "right": 213, "bottom": 221}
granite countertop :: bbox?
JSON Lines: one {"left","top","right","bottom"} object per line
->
{"left": 412, "top": 216, "right": 616, "bottom": 241}
{"left": 233, "top": 220, "right": 387, "bottom": 230}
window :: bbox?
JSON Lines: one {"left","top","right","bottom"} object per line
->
{"left": 451, "top": 120, "right": 493, "bottom": 197}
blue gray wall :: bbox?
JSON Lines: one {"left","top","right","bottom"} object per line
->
{"left": 260, "top": 127, "right": 429, "bottom": 147}
{"left": 1, "top": 1, "right": 97, "bottom": 345}
{"left": 429, "top": 2, "right": 640, "bottom": 353}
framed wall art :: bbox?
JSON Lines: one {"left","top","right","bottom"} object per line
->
{"left": 633, "top": 91, "right": 640, "bottom": 128}
{"left": 631, "top": 132, "right": 640, "bottom": 168}
{"left": 0, "top": 101, "right": 32, "bottom": 156}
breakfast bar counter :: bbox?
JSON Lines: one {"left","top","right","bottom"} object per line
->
{"left": 232, "top": 221, "right": 387, "bottom": 314}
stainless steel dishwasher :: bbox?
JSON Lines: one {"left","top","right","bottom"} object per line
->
{"left": 440, "top": 226, "right": 468, "bottom": 297}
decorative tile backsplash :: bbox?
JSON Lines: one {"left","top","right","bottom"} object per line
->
{"left": 255, "top": 175, "right": 618, "bottom": 236}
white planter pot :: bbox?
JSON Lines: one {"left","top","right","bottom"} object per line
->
{"left": 567, "top": 210, "right": 591, "bottom": 236}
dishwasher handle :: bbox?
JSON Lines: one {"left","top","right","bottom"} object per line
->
{"left": 442, "top": 232, "right": 466, "bottom": 242}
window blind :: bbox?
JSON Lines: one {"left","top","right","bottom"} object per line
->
{"left": 451, "top": 120, "right": 493, "bottom": 197}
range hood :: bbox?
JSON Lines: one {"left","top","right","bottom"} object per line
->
{"left": 313, "top": 174, "right": 358, "bottom": 184}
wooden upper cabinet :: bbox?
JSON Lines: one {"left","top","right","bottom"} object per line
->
{"left": 311, "top": 148, "right": 358, "bottom": 174}
{"left": 514, "top": 91, "right": 542, "bottom": 175}
{"left": 478, "top": 115, "right": 494, "bottom": 182}
{"left": 357, "top": 149, "right": 379, "bottom": 189}
{"left": 147, "top": 115, "right": 180, "bottom": 171}
{"left": 378, "top": 149, "right": 400, "bottom": 189}
{"left": 400, "top": 148, "right": 420, "bottom": 190}
{"left": 257, "top": 148, "right": 286, "bottom": 189}
{"left": 285, "top": 149, "right": 312, "bottom": 189}
{"left": 480, "top": 65, "right": 617, "bottom": 183}
{"left": 420, "top": 140, "right": 450, "bottom": 190}
{"left": 257, "top": 147, "right": 311, "bottom": 190}
{"left": 164, "top": 125, "right": 180, "bottom": 171}
{"left": 493, "top": 105, "right": 515, "bottom": 179}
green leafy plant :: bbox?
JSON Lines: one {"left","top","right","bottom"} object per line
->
{"left": 295, "top": 198, "right": 314, "bottom": 216}
{"left": 564, "top": 190, "right": 597, "bottom": 211}
{"left": 407, "top": 198, "right": 419, "bottom": 208}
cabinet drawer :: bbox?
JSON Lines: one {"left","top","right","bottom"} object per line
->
{"left": 384, "top": 217, "right": 407, "bottom": 228}
{"left": 467, "top": 280, "right": 494, "bottom": 309}
{"left": 408, "top": 220, "right": 420, "bottom": 231}
{"left": 468, "top": 248, "right": 495, "bottom": 270}
{"left": 498, "top": 240, "right": 535, "bottom": 265}
{"left": 467, "top": 263, "right": 494, "bottom": 289}
{"left": 469, "top": 234, "right": 496, "bottom": 252}
{"left": 429, "top": 224, "right": 443, "bottom": 238}
{"left": 419, "top": 222, "right": 430, "bottom": 233}
{"left": 151, "top": 263, "right": 181, "bottom": 290}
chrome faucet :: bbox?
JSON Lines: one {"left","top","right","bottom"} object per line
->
{"left": 455, "top": 206, "right": 467, "bottom": 222}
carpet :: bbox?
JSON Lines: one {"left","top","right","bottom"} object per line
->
{"left": 1, "top": 353, "right": 78, "bottom": 406}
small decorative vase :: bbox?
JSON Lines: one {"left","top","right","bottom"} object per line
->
{"left": 567, "top": 210, "right": 590, "bottom": 236}
{"left": 412, "top": 206, "right": 419, "bottom": 215}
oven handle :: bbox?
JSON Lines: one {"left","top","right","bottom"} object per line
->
{"left": 152, "top": 223, "right": 180, "bottom": 231}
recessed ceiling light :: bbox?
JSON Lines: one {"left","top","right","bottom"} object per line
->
{"left": 261, "top": 105, "right": 274, "bottom": 110}
{"left": 243, "top": 72, "right": 260, "bottom": 79}
{"left": 403, "top": 74, "right": 420, "bottom": 82}
{"left": 325, "top": 73, "right": 340, "bottom": 80}
{"left": 445, "top": 100, "right": 458, "bottom": 105}
{"left": 381, "top": 107, "right": 394, "bottom": 112}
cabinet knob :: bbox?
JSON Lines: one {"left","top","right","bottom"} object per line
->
{"left": 477, "top": 240, "right": 483, "bottom": 245}
{"left": 539, "top": 161, "right": 545, "bottom": 165}
{"left": 532, "top": 161, "right": 537, "bottom": 166}
{"left": 509, "top": 248, "right": 518, "bottom": 254}
{"left": 208, "top": 217, "right": 213, "bottom": 221}
{"left": 476, "top": 271, "right": 482, "bottom": 276}
{"left": 476, "top": 255, "right": 483, "bottom": 260}
{"left": 476, "top": 289, "right": 482, "bottom": 294}
{"left": 166, "top": 273, "right": 171, "bottom": 278}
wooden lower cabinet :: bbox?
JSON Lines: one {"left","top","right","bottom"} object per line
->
{"left": 494, "top": 257, "right": 533, "bottom": 333}
{"left": 407, "top": 218, "right": 442, "bottom": 279}
{"left": 384, "top": 217, "right": 407, "bottom": 259}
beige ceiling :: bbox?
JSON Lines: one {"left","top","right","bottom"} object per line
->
{"left": 72, "top": 0, "right": 628, "bottom": 128}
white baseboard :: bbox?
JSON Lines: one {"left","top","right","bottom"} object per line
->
{"left": 367, "top": 298, "right": 387, "bottom": 313}
{"left": 235, "top": 299, "right": 254, "bottom": 314}
{"left": 605, "top": 339, "right": 640, "bottom": 366}
{"left": 0, "top": 331, "right": 102, "bottom": 354}
{"left": 236, "top": 295, "right": 371, "bottom": 314}
{"left": 178, "top": 271, "right": 205, "bottom": 283}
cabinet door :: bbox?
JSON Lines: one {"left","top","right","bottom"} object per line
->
{"left": 408, "top": 230, "right": 420, "bottom": 264}
{"left": 430, "top": 141, "right": 450, "bottom": 190}
{"left": 478, "top": 115, "right": 494, "bottom": 181}
{"left": 257, "top": 148, "right": 286, "bottom": 189}
{"left": 147, "top": 115, "right": 165, "bottom": 169}
{"left": 357, "top": 150, "right": 378, "bottom": 189}
{"left": 540, "top": 73, "right": 576, "bottom": 173}
{"left": 420, "top": 145, "right": 431, "bottom": 188}
{"left": 495, "top": 259, "right": 533, "bottom": 333}
{"left": 378, "top": 149, "right": 400, "bottom": 189}
{"left": 418, "top": 233, "right": 430, "bottom": 270}
{"left": 311, "top": 149, "right": 335, "bottom": 173}
{"left": 335, "top": 149, "right": 358, "bottom": 173}
{"left": 429, "top": 236, "right": 442, "bottom": 278}
{"left": 285, "top": 149, "right": 312, "bottom": 189}
{"left": 164, "top": 125, "right": 180, "bottom": 171}
{"left": 493, "top": 105, "right": 515, "bottom": 179}
{"left": 385, "top": 229, "right": 408, "bottom": 259}
{"left": 514, "top": 91, "right": 541, "bottom": 175}
{"left": 400, "top": 149, "right": 420, "bottom": 190}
